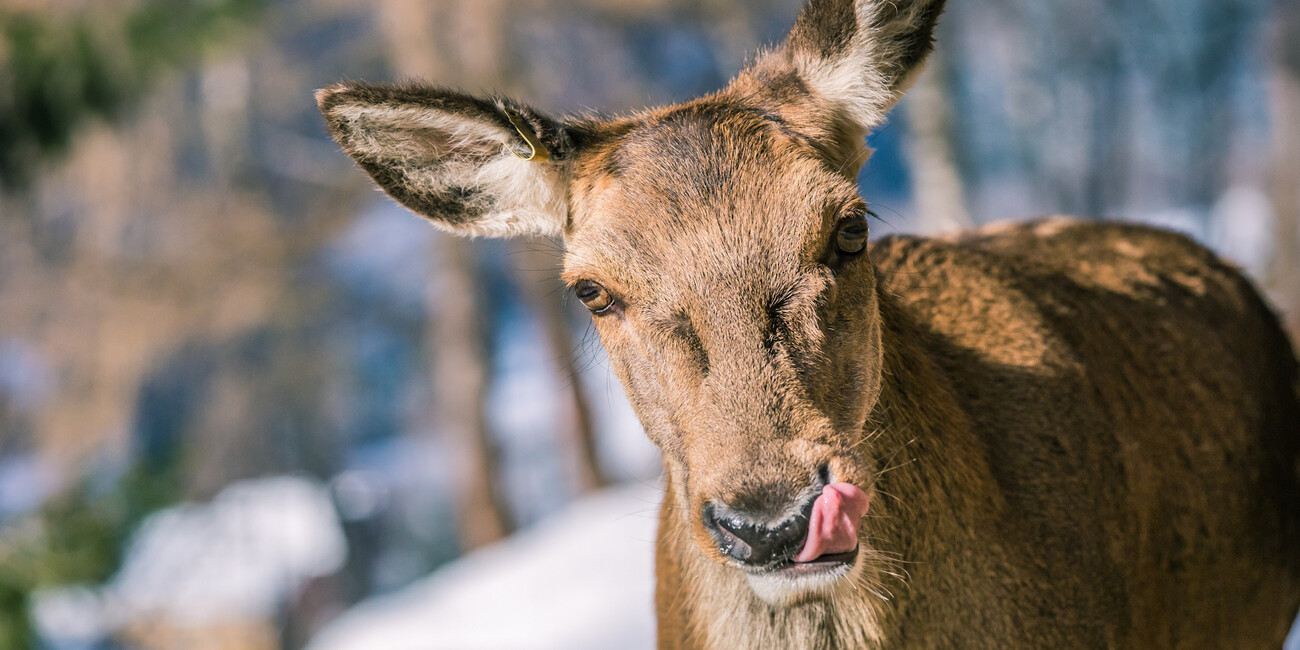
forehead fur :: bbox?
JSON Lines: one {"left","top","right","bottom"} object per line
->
{"left": 564, "top": 97, "right": 862, "bottom": 301}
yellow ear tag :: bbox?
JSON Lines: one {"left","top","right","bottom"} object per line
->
{"left": 504, "top": 108, "right": 550, "bottom": 162}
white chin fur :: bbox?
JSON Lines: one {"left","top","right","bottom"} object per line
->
{"left": 745, "top": 561, "right": 859, "bottom": 607}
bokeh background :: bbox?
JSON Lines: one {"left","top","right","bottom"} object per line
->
{"left": 2, "top": 0, "right": 1299, "bottom": 648}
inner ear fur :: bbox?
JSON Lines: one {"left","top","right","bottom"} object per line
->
{"left": 729, "top": 0, "right": 946, "bottom": 168}
{"left": 316, "top": 82, "right": 577, "bottom": 238}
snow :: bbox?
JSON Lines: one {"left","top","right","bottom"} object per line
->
{"left": 1209, "top": 184, "right": 1274, "bottom": 279}
{"left": 304, "top": 476, "right": 1300, "bottom": 650}
{"left": 0, "top": 338, "right": 54, "bottom": 411}
{"left": 31, "top": 476, "right": 347, "bottom": 643}
{"left": 27, "top": 474, "right": 1300, "bottom": 649}
{"left": 307, "top": 480, "right": 662, "bottom": 650}
{"left": 109, "top": 476, "right": 347, "bottom": 625}
{"left": 0, "top": 453, "right": 61, "bottom": 519}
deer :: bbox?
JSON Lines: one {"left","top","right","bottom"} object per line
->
{"left": 316, "top": 0, "right": 1300, "bottom": 647}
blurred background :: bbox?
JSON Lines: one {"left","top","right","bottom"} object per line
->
{"left": 1, "top": 0, "right": 1298, "bottom": 648}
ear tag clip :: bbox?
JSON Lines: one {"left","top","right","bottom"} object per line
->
{"left": 504, "top": 108, "right": 550, "bottom": 162}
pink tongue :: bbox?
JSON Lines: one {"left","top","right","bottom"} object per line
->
{"left": 793, "top": 482, "right": 870, "bottom": 563}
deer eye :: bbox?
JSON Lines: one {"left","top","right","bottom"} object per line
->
{"left": 575, "top": 280, "right": 615, "bottom": 313}
{"left": 834, "top": 213, "right": 869, "bottom": 256}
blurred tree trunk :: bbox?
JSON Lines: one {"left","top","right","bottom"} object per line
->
{"left": 377, "top": 0, "right": 512, "bottom": 548}
{"left": 440, "top": 0, "right": 609, "bottom": 494}
{"left": 427, "top": 238, "right": 511, "bottom": 547}
{"left": 903, "top": 53, "right": 972, "bottom": 233}
{"left": 1269, "top": 4, "right": 1300, "bottom": 340}
{"left": 511, "top": 243, "right": 608, "bottom": 492}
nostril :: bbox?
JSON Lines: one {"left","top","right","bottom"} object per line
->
{"left": 715, "top": 513, "right": 759, "bottom": 547}
{"left": 703, "top": 503, "right": 753, "bottom": 562}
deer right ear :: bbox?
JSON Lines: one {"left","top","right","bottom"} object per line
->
{"left": 749, "top": 0, "right": 946, "bottom": 135}
{"left": 316, "top": 82, "right": 575, "bottom": 238}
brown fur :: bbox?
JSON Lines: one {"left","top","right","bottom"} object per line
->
{"left": 650, "top": 219, "right": 1300, "bottom": 649}
{"left": 317, "top": 0, "right": 1300, "bottom": 647}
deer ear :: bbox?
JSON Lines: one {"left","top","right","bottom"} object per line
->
{"left": 754, "top": 0, "right": 945, "bottom": 133}
{"left": 316, "top": 82, "right": 574, "bottom": 238}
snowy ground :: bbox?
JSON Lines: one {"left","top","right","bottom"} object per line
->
{"left": 25, "top": 475, "right": 1297, "bottom": 649}
{"left": 307, "top": 481, "right": 663, "bottom": 650}
{"left": 307, "top": 478, "right": 1300, "bottom": 650}
{"left": 31, "top": 477, "right": 348, "bottom": 647}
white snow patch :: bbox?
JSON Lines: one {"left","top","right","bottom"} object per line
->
{"left": 0, "top": 453, "right": 61, "bottom": 518}
{"left": 29, "top": 585, "right": 112, "bottom": 645}
{"left": 307, "top": 480, "right": 662, "bottom": 650}
{"left": 1137, "top": 205, "right": 1208, "bottom": 243}
{"left": 0, "top": 338, "right": 54, "bottom": 410}
{"left": 109, "top": 476, "right": 346, "bottom": 625}
{"left": 1209, "top": 184, "right": 1274, "bottom": 279}
{"left": 32, "top": 476, "right": 346, "bottom": 644}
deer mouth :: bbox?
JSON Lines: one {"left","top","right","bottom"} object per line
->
{"left": 739, "top": 482, "right": 869, "bottom": 604}
{"left": 743, "top": 547, "right": 860, "bottom": 605}
{"left": 769, "top": 548, "right": 859, "bottom": 574}
{"left": 794, "top": 482, "right": 869, "bottom": 562}
{"left": 744, "top": 543, "right": 859, "bottom": 578}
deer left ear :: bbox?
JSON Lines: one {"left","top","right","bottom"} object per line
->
{"left": 317, "top": 82, "right": 574, "bottom": 238}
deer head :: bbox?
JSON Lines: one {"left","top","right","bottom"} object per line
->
{"left": 319, "top": 0, "right": 944, "bottom": 605}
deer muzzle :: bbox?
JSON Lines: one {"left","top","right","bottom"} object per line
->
{"left": 703, "top": 481, "right": 870, "bottom": 571}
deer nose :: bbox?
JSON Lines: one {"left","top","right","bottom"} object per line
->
{"left": 703, "top": 493, "right": 818, "bottom": 569}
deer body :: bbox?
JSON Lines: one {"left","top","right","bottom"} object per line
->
{"left": 656, "top": 220, "right": 1300, "bottom": 648}
{"left": 318, "top": 0, "right": 1300, "bottom": 647}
